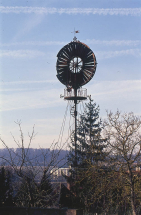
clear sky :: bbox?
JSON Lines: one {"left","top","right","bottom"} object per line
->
{"left": 0, "top": 0, "right": 141, "bottom": 148}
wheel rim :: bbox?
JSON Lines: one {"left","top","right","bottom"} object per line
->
{"left": 56, "top": 41, "right": 97, "bottom": 89}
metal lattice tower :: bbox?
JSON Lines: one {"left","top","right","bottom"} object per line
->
{"left": 56, "top": 37, "right": 97, "bottom": 166}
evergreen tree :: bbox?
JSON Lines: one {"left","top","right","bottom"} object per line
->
{"left": 66, "top": 98, "right": 107, "bottom": 210}
{"left": 39, "top": 169, "right": 53, "bottom": 207}
{"left": 69, "top": 98, "right": 107, "bottom": 168}
{"left": 0, "top": 167, "right": 14, "bottom": 207}
{"left": 15, "top": 169, "right": 53, "bottom": 208}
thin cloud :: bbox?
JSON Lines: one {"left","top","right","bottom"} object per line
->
{"left": 0, "top": 88, "right": 28, "bottom": 92}
{"left": 90, "top": 80, "right": 141, "bottom": 97}
{"left": 0, "top": 50, "right": 45, "bottom": 58}
{"left": 89, "top": 80, "right": 141, "bottom": 110}
{"left": 0, "top": 7, "right": 140, "bottom": 16}
{"left": 12, "top": 14, "right": 45, "bottom": 42}
{"left": 0, "top": 48, "right": 140, "bottom": 59}
{"left": 84, "top": 39, "right": 141, "bottom": 47}
{"left": 0, "top": 80, "right": 57, "bottom": 85}
{"left": 0, "top": 89, "right": 62, "bottom": 112}
{"left": 0, "top": 41, "right": 67, "bottom": 47}
{"left": 0, "top": 80, "right": 141, "bottom": 112}
{"left": 96, "top": 49, "right": 141, "bottom": 59}
{"left": 1, "top": 40, "right": 141, "bottom": 47}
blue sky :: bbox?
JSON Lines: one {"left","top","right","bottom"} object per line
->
{"left": 0, "top": 0, "right": 141, "bottom": 148}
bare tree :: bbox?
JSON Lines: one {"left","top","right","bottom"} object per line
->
{"left": 0, "top": 121, "right": 68, "bottom": 208}
{"left": 104, "top": 111, "right": 141, "bottom": 215}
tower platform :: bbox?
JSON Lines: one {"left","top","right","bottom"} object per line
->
{"left": 64, "top": 88, "right": 87, "bottom": 100}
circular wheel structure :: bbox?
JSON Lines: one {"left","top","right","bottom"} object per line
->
{"left": 56, "top": 41, "right": 97, "bottom": 89}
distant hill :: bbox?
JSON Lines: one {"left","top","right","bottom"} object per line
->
{"left": 0, "top": 148, "right": 69, "bottom": 167}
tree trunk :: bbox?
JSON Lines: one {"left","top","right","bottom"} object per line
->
{"left": 128, "top": 165, "right": 136, "bottom": 215}
{"left": 131, "top": 186, "right": 136, "bottom": 215}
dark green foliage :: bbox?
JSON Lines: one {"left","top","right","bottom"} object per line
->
{"left": 15, "top": 170, "right": 37, "bottom": 207}
{"left": 69, "top": 98, "right": 107, "bottom": 168}
{"left": 66, "top": 99, "right": 107, "bottom": 210}
{"left": 40, "top": 169, "right": 52, "bottom": 193}
{"left": 15, "top": 169, "right": 53, "bottom": 208}
{"left": 39, "top": 169, "right": 53, "bottom": 207}
{"left": 0, "top": 167, "right": 14, "bottom": 207}
{"left": 59, "top": 184, "right": 83, "bottom": 209}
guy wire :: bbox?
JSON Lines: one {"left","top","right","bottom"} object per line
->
{"left": 57, "top": 102, "right": 69, "bottom": 148}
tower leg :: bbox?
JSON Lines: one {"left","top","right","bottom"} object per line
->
{"left": 74, "top": 88, "right": 77, "bottom": 167}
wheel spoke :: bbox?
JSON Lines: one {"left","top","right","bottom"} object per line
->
{"left": 57, "top": 41, "right": 97, "bottom": 87}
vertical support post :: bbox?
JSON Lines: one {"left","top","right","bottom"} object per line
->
{"left": 89, "top": 95, "right": 92, "bottom": 146}
{"left": 74, "top": 57, "right": 78, "bottom": 167}
{"left": 74, "top": 88, "right": 77, "bottom": 167}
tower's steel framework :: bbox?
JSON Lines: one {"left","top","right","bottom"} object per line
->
{"left": 56, "top": 37, "right": 97, "bottom": 166}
